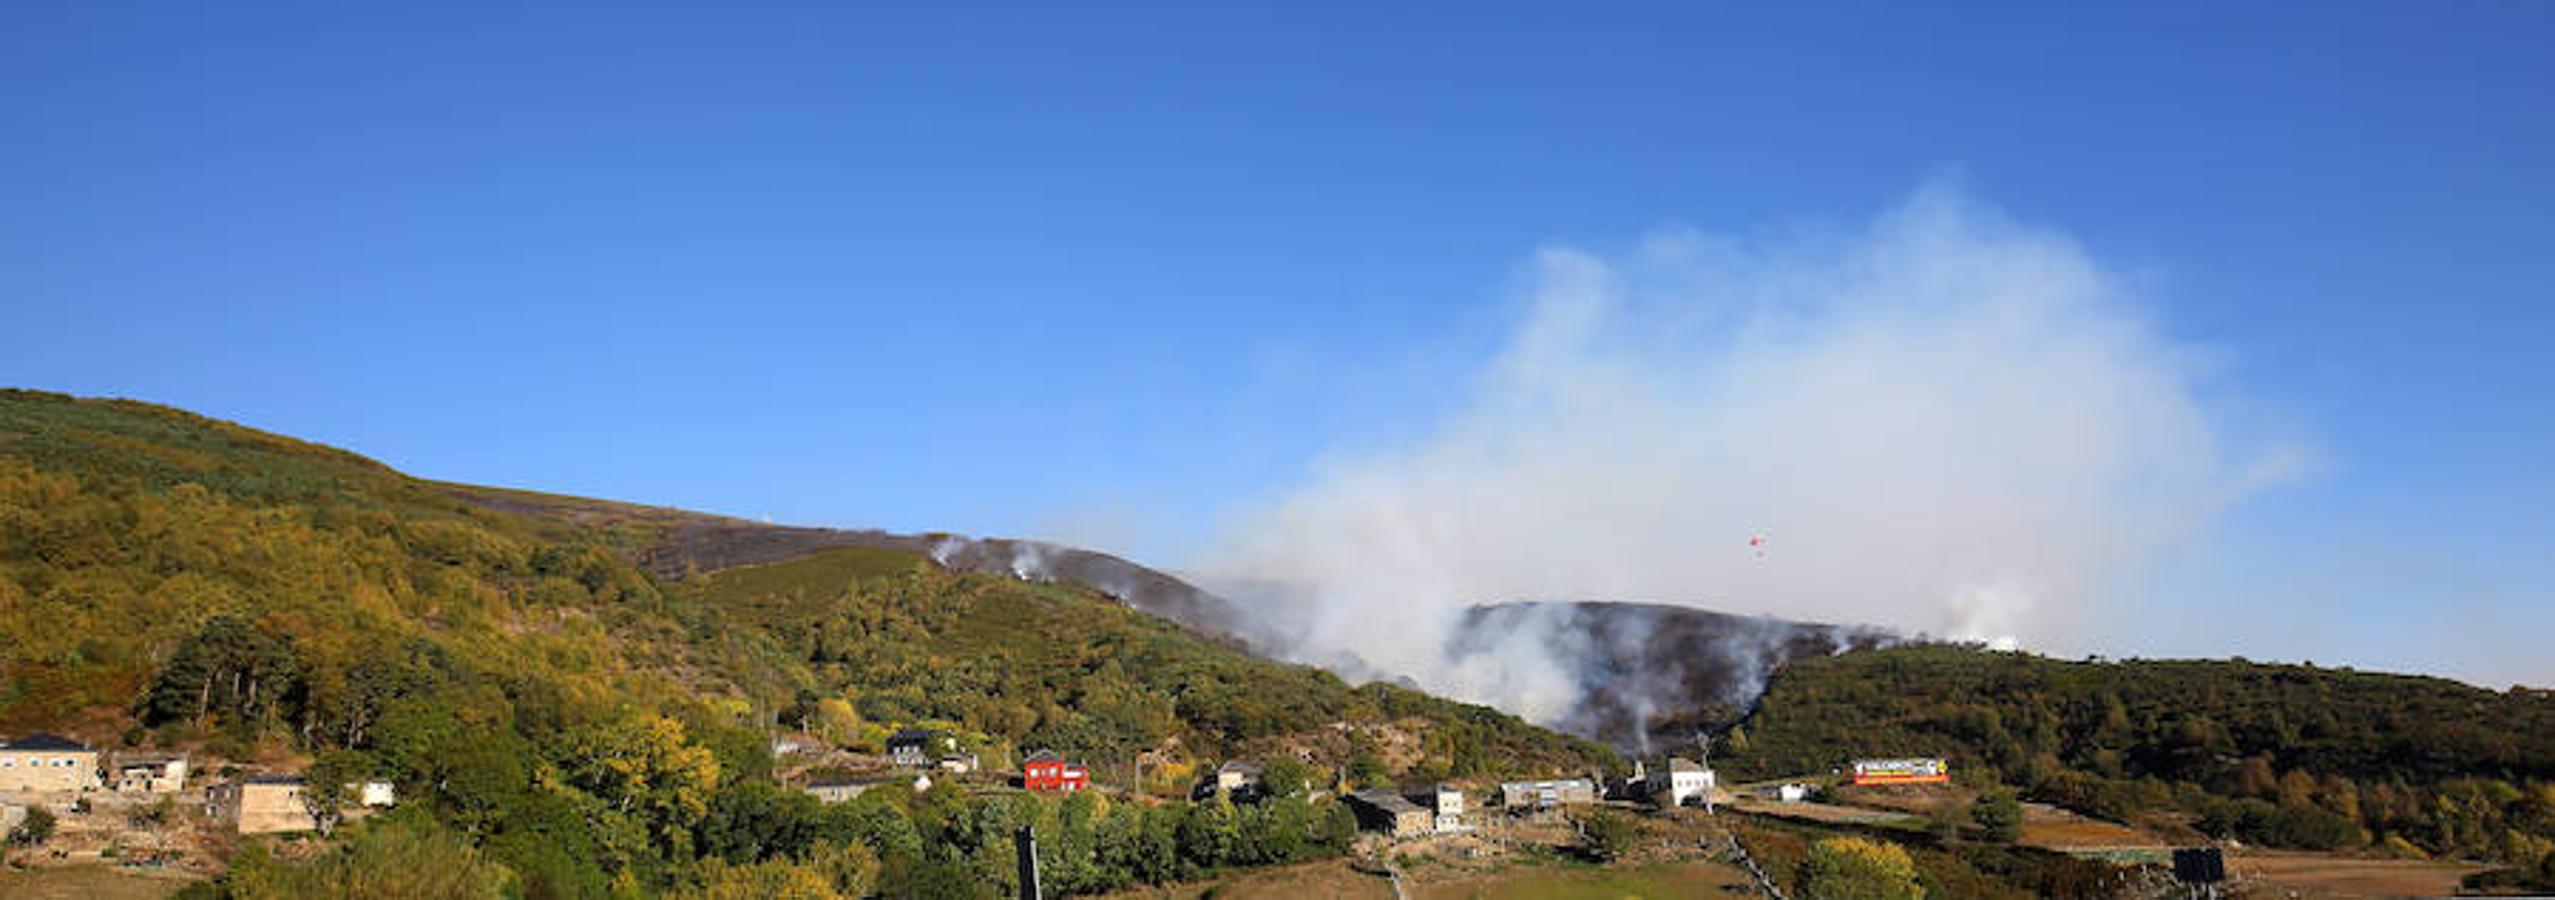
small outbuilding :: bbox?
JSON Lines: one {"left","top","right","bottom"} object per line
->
{"left": 1345, "top": 789, "right": 1432, "bottom": 838}
{"left": 1497, "top": 778, "right": 1597, "bottom": 811}
{"left": 110, "top": 751, "right": 189, "bottom": 794}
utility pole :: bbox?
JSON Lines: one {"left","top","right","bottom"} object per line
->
{"left": 1014, "top": 825, "right": 1043, "bottom": 900}
{"left": 1694, "top": 730, "right": 1716, "bottom": 814}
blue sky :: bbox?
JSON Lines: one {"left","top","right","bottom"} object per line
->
{"left": 4, "top": 2, "right": 2550, "bottom": 686}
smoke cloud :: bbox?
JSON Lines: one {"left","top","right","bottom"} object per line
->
{"left": 1192, "top": 186, "right": 2305, "bottom": 725}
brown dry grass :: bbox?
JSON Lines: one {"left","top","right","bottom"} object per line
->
{"left": 2226, "top": 851, "right": 2488, "bottom": 899}
{"left": 2016, "top": 802, "right": 2172, "bottom": 851}
{"left": 1722, "top": 796, "right": 1927, "bottom": 831}
{"left": 1412, "top": 860, "right": 1758, "bottom": 899}
{"left": 0, "top": 866, "right": 198, "bottom": 900}
{"left": 1096, "top": 858, "right": 1398, "bottom": 899}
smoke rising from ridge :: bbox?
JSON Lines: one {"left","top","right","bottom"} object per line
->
{"left": 1193, "top": 187, "right": 2306, "bottom": 726}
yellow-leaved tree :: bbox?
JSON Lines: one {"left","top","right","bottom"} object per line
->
{"left": 1797, "top": 836, "right": 1923, "bottom": 900}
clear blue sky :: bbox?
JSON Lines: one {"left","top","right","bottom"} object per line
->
{"left": 5, "top": 3, "right": 2550, "bottom": 684}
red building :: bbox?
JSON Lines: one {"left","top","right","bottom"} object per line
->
{"left": 1022, "top": 749, "right": 1089, "bottom": 792}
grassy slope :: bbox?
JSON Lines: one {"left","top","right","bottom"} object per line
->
{"left": 0, "top": 388, "right": 707, "bottom": 731}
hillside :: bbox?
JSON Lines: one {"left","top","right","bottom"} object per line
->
{"left": 1722, "top": 644, "right": 2555, "bottom": 872}
{"left": 0, "top": 390, "right": 1611, "bottom": 897}
{"left": 1447, "top": 601, "right": 1903, "bottom": 750}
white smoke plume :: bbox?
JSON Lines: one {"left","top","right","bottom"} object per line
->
{"left": 1194, "top": 186, "right": 2305, "bottom": 725}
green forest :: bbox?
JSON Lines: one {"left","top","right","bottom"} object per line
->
{"left": 0, "top": 390, "right": 1608, "bottom": 897}
{"left": 1722, "top": 644, "right": 2555, "bottom": 879}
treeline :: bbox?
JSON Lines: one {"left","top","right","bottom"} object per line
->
{"left": 1723, "top": 645, "right": 2555, "bottom": 872}
{"left": 190, "top": 772, "right": 1362, "bottom": 898}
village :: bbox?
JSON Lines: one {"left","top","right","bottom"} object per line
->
{"left": 0, "top": 714, "right": 1756, "bottom": 890}
{"left": 4, "top": 719, "right": 2487, "bottom": 899}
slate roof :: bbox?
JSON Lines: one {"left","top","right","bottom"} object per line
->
{"left": 885, "top": 728, "right": 945, "bottom": 748}
{"left": 1348, "top": 789, "right": 1424, "bottom": 814}
{"left": 0, "top": 732, "right": 91, "bottom": 752}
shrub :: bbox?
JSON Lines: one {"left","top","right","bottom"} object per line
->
{"left": 1797, "top": 837, "right": 1922, "bottom": 900}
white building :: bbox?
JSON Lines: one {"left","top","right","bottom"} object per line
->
{"left": 1646, "top": 757, "right": 1715, "bottom": 807}
{"left": 1429, "top": 784, "right": 1466, "bottom": 833}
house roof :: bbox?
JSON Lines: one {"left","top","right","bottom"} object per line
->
{"left": 1349, "top": 789, "right": 1424, "bottom": 814}
{"left": 1216, "top": 760, "right": 1263, "bottom": 776}
{"left": 885, "top": 728, "right": 945, "bottom": 746}
{"left": 1501, "top": 778, "right": 1594, "bottom": 790}
{"left": 1023, "top": 749, "right": 1070, "bottom": 764}
{"left": 114, "top": 752, "right": 187, "bottom": 766}
{"left": 0, "top": 732, "right": 91, "bottom": 752}
{"left": 1661, "top": 757, "right": 1708, "bottom": 774}
{"left": 242, "top": 774, "right": 306, "bottom": 786}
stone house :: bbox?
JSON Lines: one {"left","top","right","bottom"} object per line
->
{"left": 1194, "top": 760, "right": 1263, "bottom": 801}
{"left": 1345, "top": 789, "right": 1432, "bottom": 838}
{"left": 208, "top": 775, "right": 317, "bottom": 834}
{"left": 208, "top": 774, "right": 397, "bottom": 834}
{"left": 0, "top": 733, "right": 101, "bottom": 794}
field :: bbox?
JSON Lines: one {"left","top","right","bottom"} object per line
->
{"left": 1096, "top": 859, "right": 1396, "bottom": 899}
{"left": 1411, "top": 860, "right": 1758, "bottom": 898}
{"left": 0, "top": 866, "right": 198, "bottom": 900}
{"left": 2016, "top": 802, "right": 2175, "bottom": 854}
{"left": 2227, "top": 851, "right": 2489, "bottom": 899}
{"left": 1721, "top": 795, "right": 1926, "bottom": 831}
{"left": 1096, "top": 857, "right": 1758, "bottom": 900}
